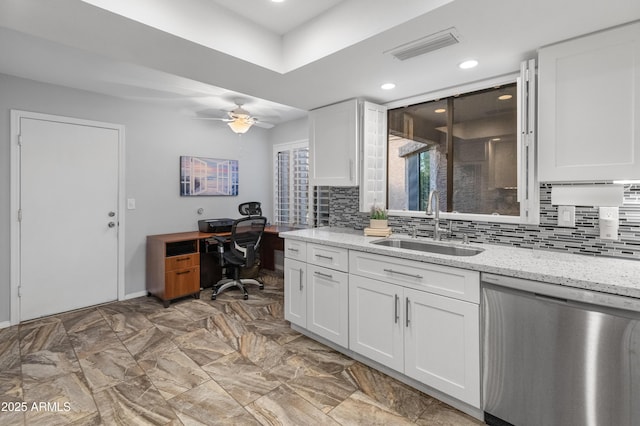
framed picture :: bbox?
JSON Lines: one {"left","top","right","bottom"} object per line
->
{"left": 180, "top": 156, "right": 239, "bottom": 196}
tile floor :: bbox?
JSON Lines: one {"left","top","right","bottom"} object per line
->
{"left": 0, "top": 272, "right": 484, "bottom": 425}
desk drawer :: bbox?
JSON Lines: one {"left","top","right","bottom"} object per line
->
{"left": 284, "top": 240, "right": 307, "bottom": 261}
{"left": 307, "top": 243, "right": 349, "bottom": 272}
{"left": 165, "top": 253, "right": 199, "bottom": 271}
{"left": 349, "top": 251, "right": 479, "bottom": 303}
{"left": 165, "top": 266, "right": 200, "bottom": 298}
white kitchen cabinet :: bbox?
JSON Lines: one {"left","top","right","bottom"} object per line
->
{"left": 284, "top": 257, "right": 306, "bottom": 327}
{"left": 306, "top": 264, "right": 349, "bottom": 347}
{"left": 284, "top": 241, "right": 350, "bottom": 347}
{"left": 404, "top": 287, "right": 480, "bottom": 408}
{"left": 309, "top": 99, "right": 359, "bottom": 187}
{"left": 538, "top": 21, "right": 640, "bottom": 182}
{"left": 349, "top": 251, "right": 481, "bottom": 408}
{"left": 309, "top": 99, "right": 387, "bottom": 212}
{"left": 349, "top": 274, "right": 404, "bottom": 371}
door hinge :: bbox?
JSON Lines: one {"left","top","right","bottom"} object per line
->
{"left": 18, "top": 209, "right": 22, "bottom": 222}
{"left": 18, "top": 285, "right": 22, "bottom": 298}
{"left": 18, "top": 134, "right": 22, "bottom": 146}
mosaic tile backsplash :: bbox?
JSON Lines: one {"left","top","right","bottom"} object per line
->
{"left": 328, "top": 185, "right": 640, "bottom": 260}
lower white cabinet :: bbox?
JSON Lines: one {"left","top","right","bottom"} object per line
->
{"left": 284, "top": 241, "right": 350, "bottom": 348}
{"left": 306, "top": 264, "right": 349, "bottom": 347}
{"left": 284, "top": 258, "right": 306, "bottom": 328}
{"left": 283, "top": 238, "right": 481, "bottom": 409}
{"left": 349, "top": 275, "right": 404, "bottom": 371}
{"left": 349, "top": 266, "right": 481, "bottom": 408}
{"left": 404, "top": 287, "right": 480, "bottom": 408}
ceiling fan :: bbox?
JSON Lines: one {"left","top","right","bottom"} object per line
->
{"left": 197, "top": 103, "right": 274, "bottom": 134}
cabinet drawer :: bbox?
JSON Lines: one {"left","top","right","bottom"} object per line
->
{"left": 284, "top": 239, "right": 307, "bottom": 261}
{"left": 307, "top": 243, "right": 349, "bottom": 272}
{"left": 165, "top": 253, "right": 199, "bottom": 271}
{"left": 349, "top": 251, "right": 479, "bottom": 303}
{"left": 165, "top": 266, "right": 200, "bottom": 299}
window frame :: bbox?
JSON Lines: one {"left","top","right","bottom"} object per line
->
{"left": 385, "top": 69, "right": 539, "bottom": 225}
{"left": 272, "top": 139, "right": 309, "bottom": 226}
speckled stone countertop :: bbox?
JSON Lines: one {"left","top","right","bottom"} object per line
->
{"left": 279, "top": 227, "right": 640, "bottom": 299}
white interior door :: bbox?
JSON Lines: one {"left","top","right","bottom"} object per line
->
{"left": 19, "top": 117, "right": 120, "bottom": 321}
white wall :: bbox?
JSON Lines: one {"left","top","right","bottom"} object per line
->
{"left": 0, "top": 73, "right": 274, "bottom": 323}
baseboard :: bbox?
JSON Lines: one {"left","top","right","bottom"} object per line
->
{"left": 124, "top": 290, "right": 148, "bottom": 300}
{"left": 0, "top": 321, "right": 12, "bottom": 329}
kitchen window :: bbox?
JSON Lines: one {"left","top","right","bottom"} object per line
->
{"left": 386, "top": 63, "right": 538, "bottom": 224}
{"left": 273, "top": 141, "right": 309, "bottom": 225}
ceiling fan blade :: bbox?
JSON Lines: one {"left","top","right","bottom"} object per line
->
{"left": 193, "top": 117, "right": 232, "bottom": 122}
{"left": 253, "top": 121, "right": 275, "bottom": 129}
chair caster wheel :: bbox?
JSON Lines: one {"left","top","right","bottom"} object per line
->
{"left": 259, "top": 284, "right": 264, "bottom": 290}
{"left": 243, "top": 294, "right": 249, "bottom": 300}
{"left": 211, "top": 294, "right": 217, "bottom": 300}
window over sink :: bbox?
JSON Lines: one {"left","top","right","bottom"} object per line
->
{"left": 386, "top": 62, "right": 538, "bottom": 224}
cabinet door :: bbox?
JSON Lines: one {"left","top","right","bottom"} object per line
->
{"left": 348, "top": 274, "right": 404, "bottom": 371}
{"left": 538, "top": 21, "right": 640, "bottom": 182}
{"left": 404, "top": 288, "right": 480, "bottom": 408}
{"left": 309, "top": 99, "right": 359, "bottom": 186}
{"left": 284, "top": 258, "right": 306, "bottom": 327}
{"left": 306, "top": 264, "right": 349, "bottom": 347}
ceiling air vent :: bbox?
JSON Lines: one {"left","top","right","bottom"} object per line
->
{"left": 385, "top": 27, "right": 460, "bottom": 61}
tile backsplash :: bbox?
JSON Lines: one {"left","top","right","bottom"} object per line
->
{"left": 328, "top": 185, "right": 640, "bottom": 260}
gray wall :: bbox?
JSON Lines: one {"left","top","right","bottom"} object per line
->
{"left": 0, "top": 73, "right": 275, "bottom": 323}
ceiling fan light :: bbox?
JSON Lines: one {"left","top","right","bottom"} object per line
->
{"left": 228, "top": 119, "right": 252, "bottom": 134}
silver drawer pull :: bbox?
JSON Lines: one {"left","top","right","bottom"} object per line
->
{"left": 314, "top": 271, "right": 333, "bottom": 279}
{"left": 315, "top": 254, "right": 334, "bottom": 260}
{"left": 287, "top": 247, "right": 299, "bottom": 252}
{"left": 394, "top": 294, "right": 399, "bottom": 324}
{"left": 383, "top": 268, "right": 423, "bottom": 279}
{"left": 299, "top": 268, "right": 303, "bottom": 290}
{"left": 406, "top": 297, "right": 410, "bottom": 327}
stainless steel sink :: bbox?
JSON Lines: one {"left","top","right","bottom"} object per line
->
{"left": 371, "top": 238, "right": 484, "bottom": 256}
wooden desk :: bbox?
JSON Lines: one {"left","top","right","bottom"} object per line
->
{"left": 261, "top": 225, "right": 304, "bottom": 271}
{"left": 146, "top": 231, "right": 223, "bottom": 307}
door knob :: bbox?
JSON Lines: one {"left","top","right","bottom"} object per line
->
{"left": 108, "top": 222, "right": 116, "bottom": 228}
{"left": 108, "top": 211, "right": 116, "bottom": 217}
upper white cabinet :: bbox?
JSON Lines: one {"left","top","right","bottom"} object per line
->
{"left": 538, "top": 21, "right": 640, "bottom": 182}
{"left": 309, "top": 99, "right": 387, "bottom": 211}
{"left": 309, "top": 99, "right": 359, "bottom": 187}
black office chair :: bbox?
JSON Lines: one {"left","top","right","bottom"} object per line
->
{"left": 238, "top": 201, "right": 262, "bottom": 217}
{"left": 211, "top": 216, "right": 267, "bottom": 300}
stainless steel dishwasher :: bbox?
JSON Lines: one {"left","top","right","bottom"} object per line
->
{"left": 482, "top": 273, "right": 640, "bottom": 426}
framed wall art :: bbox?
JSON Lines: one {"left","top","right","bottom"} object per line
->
{"left": 180, "top": 156, "right": 239, "bottom": 196}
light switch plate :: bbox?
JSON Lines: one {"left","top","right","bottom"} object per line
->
{"left": 127, "top": 198, "right": 136, "bottom": 210}
{"left": 557, "top": 205, "right": 575, "bottom": 227}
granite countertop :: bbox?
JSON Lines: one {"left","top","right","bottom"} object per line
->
{"left": 279, "top": 227, "right": 640, "bottom": 299}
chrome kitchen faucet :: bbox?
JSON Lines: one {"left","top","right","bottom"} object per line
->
{"left": 426, "top": 190, "right": 451, "bottom": 241}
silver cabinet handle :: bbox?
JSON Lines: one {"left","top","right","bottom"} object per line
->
{"left": 349, "top": 159, "right": 354, "bottom": 182}
{"left": 314, "top": 271, "right": 333, "bottom": 279}
{"left": 288, "top": 247, "right": 299, "bottom": 252}
{"left": 316, "top": 254, "right": 334, "bottom": 260}
{"left": 394, "top": 294, "right": 399, "bottom": 324}
{"left": 383, "top": 268, "right": 423, "bottom": 279}
{"left": 299, "top": 268, "right": 303, "bottom": 291}
{"left": 405, "top": 297, "right": 410, "bottom": 327}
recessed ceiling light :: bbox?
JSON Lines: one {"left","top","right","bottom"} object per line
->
{"left": 491, "top": 138, "right": 501, "bottom": 141}
{"left": 434, "top": 108, "right": 446, "bottom": 113}
{"left": 381, "top": 83, "right": 396, "bottom": 90}
{"left": 498, "top": 94, "right": 513, "bottom": 100}
{"left": 458, "top": 59, "right": 478, "bottom": 69}
{"left": 271, "top": 0, "right": 285, "bottom": 3}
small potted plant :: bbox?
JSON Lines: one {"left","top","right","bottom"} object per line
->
{"left": 370, "top": 205, "right": 388, "bottom": 229}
